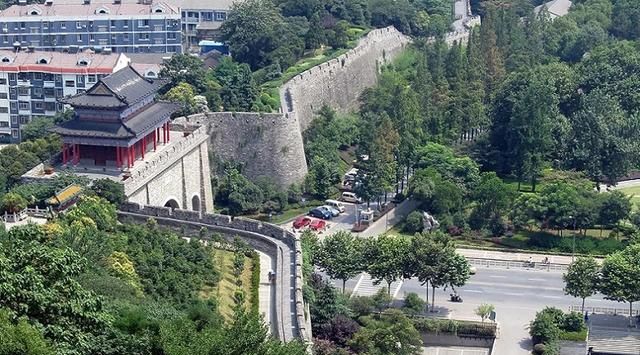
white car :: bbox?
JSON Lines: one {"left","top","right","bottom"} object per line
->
{"left": 469, "top": 266, "right": 477, "bottom": 275}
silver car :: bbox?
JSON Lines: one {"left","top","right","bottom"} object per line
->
{"left": 319, "top": 205, "right": 340, "bottom": 217}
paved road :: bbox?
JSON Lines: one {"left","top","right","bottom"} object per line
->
{"left": 334, "top": 266, "right": 638, "bottom": 355}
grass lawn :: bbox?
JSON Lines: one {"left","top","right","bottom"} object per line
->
{"left": 616, "top": 185, "right": 640, "bottom": 210}
{"left": 202, "top": 249, "right": 254, "bottom": 320}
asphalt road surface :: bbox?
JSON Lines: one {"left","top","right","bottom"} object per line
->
{"left": 332, "top": 266, "right": 638, "bottom": 354}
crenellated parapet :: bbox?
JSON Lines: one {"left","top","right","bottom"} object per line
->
{"left": 117, "top": 202, "right": 310, "bottom": 344}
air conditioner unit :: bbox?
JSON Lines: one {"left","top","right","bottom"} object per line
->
{"left": 44, "top": 0, "right": 53, "bottom": 5}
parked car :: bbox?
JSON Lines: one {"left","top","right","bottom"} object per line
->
{"left": 309, "top": 219, "right": 327, "bottom": 231}
{"left": 469, "top": 266, "right": 477, "bottom": 275}
{"left": 341, "top": 192, "right": 362, "bottom": 204}
{"left": 325, "top": 199, "right": 345, "bottom": 213}
{"left": 319, "top": 205, "right": 340, "bottom": 217}
{"left": 293, "top": 216, "right": 312, "bottom": 229}
{"left": 309, "top": 207, "right": 332, "bottom": 220}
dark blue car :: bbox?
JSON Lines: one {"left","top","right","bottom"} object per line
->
{"left": 309, "top": 207, "right": 332, "bottom": 220}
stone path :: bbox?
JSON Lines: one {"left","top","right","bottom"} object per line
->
{"left": 258, "top": 251, "right": 276, "bottom": 335}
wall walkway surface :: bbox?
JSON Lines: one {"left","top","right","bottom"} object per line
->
{"left": 117, "top": 202, "right": 310, "bottom": 344}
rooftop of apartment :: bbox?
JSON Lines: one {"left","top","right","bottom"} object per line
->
{"left": 0, "top": 0, "right": 179, "bottom": 19}
{"left": 49, "top": 0, "right": 234, "bottom": 11}
{"left": 0, "top": 49, "right": 125, "bottom": 73}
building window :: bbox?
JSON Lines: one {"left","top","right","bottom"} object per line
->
{"left": 138, "top": 33, "right": 149, "bottom": 41}
{"left": 18, "top": 87, "right": 29, "bottom": 96}
{"left": 77, "top": 34, "right": 83, "bottom": 42}
{"left": 33, "top": 72, "right": 43, "bottom": 80}
{"left": 0, "top": 93, "right": 6, "bottom": 99}
{"left": 8, "top": 73, "right": 16, "bottom": 81}
{"left": 0, "top": 107, "right": 7, "bottom": 113}
{"left": 11, "top": 116, "right": 17, "bottom": 124}
{"left": 45, "top": 102, "right": 55, "bottom": 111}
{"left": 137, "top": 19, "right": 149, "bottom": 27}
{"left": 55, "top": 89, "right": 63, "bottom": 98}
{"left": 89, "top": 34, "right": 95, "bottom": 42}
{"left": 44, "top": 87, "right": 54, "bottom": 97}
{"left": 65, "top": 80, "right": 74, "bottom": 88}
{"left": 0, "top": 122, "right": 8, "bottom": 127}
{"left": 60, "top": 22, "right": 66, "bottom": 29}
{"left": 167, "top": 32, "right": 176, "bottom": 40}
{"left": 0, "top": 78, "right": 6, "bottom": 84}
{"left": 33, "top": 87, "right": 42, "bottom": 96}
{"left": 33, "top": 102, "right": 43, "bottom": 110}
{"left": 87, "top": 75, "right": 96, "bottom": 83}
{"left": 123, "top": 33, "right": 129, "bottom": 41}
{"left": 215, "top": 12, "right": 226, "bottom": 21}
{"left": 30, "top": 27, "right": 39, "bottom": 34}
{"left": 20, "top": 22, "right": 25, "bottom": 29}
{"left": 43, "top": 21, "right": 49, "bottom": 29}
{"left": 9, "top": 88, "right": 16, "bottom": 100}
{"left": 76, "top": 75, "right": 85, "bottom": 85}
{"left": 123, "top": 20, "right": 129, "bottom": 28}
{"left": 1, "top": 36, "right": 7, "bottom": 43}
{"left": 19, "top": 115, "right": 29, "bottom": 124}
{"left": 111, "top": 34, "right": 117, "bottom": 43}
{"left": 76, "top": 21, "right": 84, "bottom": 29}
{"left": 18, "top": 102, "right": 30, "bottom": 110}
{"left": 11, "top": 129, "right": 18, "bottom": 138}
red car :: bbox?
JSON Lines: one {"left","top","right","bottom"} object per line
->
{"left": 309, "top": 219, "right": 327, "bottom": 231}
{"left": 293, "top": 216, "right": 312, "bottom": 229}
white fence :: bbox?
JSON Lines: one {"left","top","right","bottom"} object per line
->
{"left": 467, "top": 258, "right": 568, "bottom": 272}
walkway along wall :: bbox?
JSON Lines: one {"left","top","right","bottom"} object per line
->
{"left": 117, "top": 202, "right": 310, "bottom": 344}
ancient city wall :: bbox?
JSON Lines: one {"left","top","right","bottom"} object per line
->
{"left": 117, "top": 202, "right": 308, "bottom": 343}
{"left": 280, "top": 26, "right": 412, "bottom": 131}
{"left": 174, "top": 112, "right": 307, "bottom": 188}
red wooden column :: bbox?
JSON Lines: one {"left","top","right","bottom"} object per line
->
{"left": 62, "top": 143, "right": 67, "bottom": 164}
{"left": 141, "top": 137, "right": 145, "bottom": 159}
{"left": 162, "top": 124, "right": 166, "bottom": 144}
{"left": 166, "top": 122, "right": 170, "bottom": 143}
{"left": 75, "top": 144, "right": 80, "bottom": 165}
{"left": 153, "top": 129, "right": 157, "bottom": 151}
{"left": 116, "top": 146, "right": 120, "bottom": 168}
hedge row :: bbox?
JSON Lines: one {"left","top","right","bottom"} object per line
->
{"left": 250, "top": 251, "right": 261, "bottom": 315}
{"left": 413, "top": 318, "right": 497, "bottom": 337}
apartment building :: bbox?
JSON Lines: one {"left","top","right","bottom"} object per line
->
{"left": 0, "top": 0, "right": 182, "bottom": 54}
{"left": 0, "top": 49, "right": 129, "bottom": 142}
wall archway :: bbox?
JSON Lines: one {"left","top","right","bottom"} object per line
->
{"left": 191, "top": 195, "right": 200, "bottom": 211}
{"left": 164, "top": 199, "right": 180, "bottom": 209}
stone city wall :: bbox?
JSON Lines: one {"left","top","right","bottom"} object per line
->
{"left": 117, "top": 202, "right": 309, "bottom": 343}
{"left": 175, "top": 112, "right": 308, "bottom": 188}
{"left": 280, "top": 26, "right": 412, "bottom": 131}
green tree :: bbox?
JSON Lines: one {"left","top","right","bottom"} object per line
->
{"left": 598, "top": 191, "right": 632, "bottom": 235}
{"left": 213, "top": 57, "right": 259, "bottom": 111}
{"left": 1, "top": 192, "right": 27, "bottom": 213}
{"left": 164, "top": 82, "right": 199, "bottom": 116}
{"left": 365, "top": 235, "right": 410, "bottom": 296}
{"left": 563, "top": 257, "right": 599, "bottom": 312}
{"left": 402, "top": 293, "right": 425, "bottom": 316}
{"left": 90, "top": 178, "right": 125, "bottom": 205}
{"left": 0, "top": 309, "right": 54, "bottom": 355}
{"left": 475, "top": 304, "right": 495, "bottom": 323}
{"left": 599, "top": 244, "right": 640, "bottom": 326}
{"left": 317, "top": 231, "right": 363, "bottom": 293}
{"left": 349, "top": 309, "right": 422, "bottom": 355}
{"left": 160, "top": 54, "right": 209, "bottom": 92}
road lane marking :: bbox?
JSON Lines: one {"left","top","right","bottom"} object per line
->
{"left": 349, "top": 274, "right": 365, "bottom": 298}
{"left": 489, "top": 275, "right": 507, "bottom": 278}
{"left": 468, "top": 281, "right": 562, "bottom": 291}
{"left": 392, "top": 281, "right": 404, "bottom": 299}
{"left": 528, "top": 278, "right": 546, "bottom": 282}
{"left": 542, "top": 295, "right": 562, "bottom": 299}
{"left": 504, "top": 292, "right": 525, "bottom": 296}
{"left": 463, "top": 290, "right": 483, "bottom": 293}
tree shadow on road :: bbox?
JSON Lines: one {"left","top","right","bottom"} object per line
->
{"left": 518, "top": 337, "right": 532, "bottom": 350}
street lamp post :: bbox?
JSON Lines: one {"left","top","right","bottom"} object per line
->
{"left": 569, "top": 215, "right": 577, "bottom": 262}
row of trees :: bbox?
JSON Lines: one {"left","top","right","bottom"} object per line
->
{"left": 563, "top": 244, "right": 640, "bottom": 325}
{"left": 314, "top": 231, "right": 470, "bottom": 310}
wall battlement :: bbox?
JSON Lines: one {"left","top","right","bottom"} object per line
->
{"left": 280, "top": 26, "right": 411, "bottom": 131}
{"left": 118, "top": 202, "right": 308, "bottom": 343}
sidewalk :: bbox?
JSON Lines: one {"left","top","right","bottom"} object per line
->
{"left": 359, "top": 198, "right": 420, "bottom": 237}
{"left": 457, "top": 248, "right": 591, "bottom": 265}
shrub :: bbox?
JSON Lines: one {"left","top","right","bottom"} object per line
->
{"left": 528, "top": 232, "right": 561, "bottom": 249}
{"left": 403, "top": 211, "right": 424, "bottom": 233}
{"left": 402, "top": 293, "right": 425, "bottom": 315}
{"left": 349, "top": 296, "right": 374, "bottom": 318}
{"left": 394, "top": 192, "right": 406, "bottom": 202}
{"left": 530, "top": 313, "right": 560, "bottom": 345}
{"left": 533, "top": 343, "right": 546, "bottom": 355}
{"left": 562, "top": 312, "right": 585, "bottom": 332}
{"left": 559, "top": 330, "right": 587, "bottom": 341}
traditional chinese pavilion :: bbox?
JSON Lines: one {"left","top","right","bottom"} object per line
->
{"left": 50, "top": 65, "right": 179, "bottom": 170}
